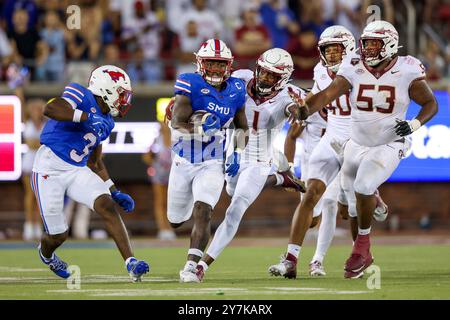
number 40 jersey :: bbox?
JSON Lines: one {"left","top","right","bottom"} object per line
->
{"left": 40, "top": 83, "right": 115, "bottom": 167}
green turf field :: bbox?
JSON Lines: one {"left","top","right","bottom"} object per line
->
{"left": 1, "top": 242, "right": 449, "bottom": 299}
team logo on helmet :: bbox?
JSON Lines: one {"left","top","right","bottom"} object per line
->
{"left": 103, "top": 69, "right": 125, "bottom": 82}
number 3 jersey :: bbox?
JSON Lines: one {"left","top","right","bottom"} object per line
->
{"left": 40, "top": 83, "right": 115, "bottom": 167}
{"left": 337, "top": 52, "right": 426, "bottom": 147}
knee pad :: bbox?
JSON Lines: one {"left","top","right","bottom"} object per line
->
{"left": 226, "top": 183, "right": 235, "bottom": 197}
{"left": 226, "top": 195, "right": 250, "bottom": 226}
{"left": 353, "top": 177, "right": 377, "bottom": 196}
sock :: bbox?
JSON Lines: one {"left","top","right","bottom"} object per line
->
{"left": 312, "top": 199, "right": 337, "bottom": 264}
{"left": 125, "top": 256, "right": 136, "bottom": 266}
{"left": 287, "top": 244, "right": 301, "bottom": 262}
{"left": 39, "top": 248, "right": 55, "bottom": 263}
{"left": 198, "top": 261, "right": 208, "bottom": 272}
{"left": 274, "top": 172, "right": 284, "bottom": 186}
{"left": 358, "top": 227, "right": 371, "bottom": 236}
{"left": 184, "top": 260, "right": 197, "bottom": 271}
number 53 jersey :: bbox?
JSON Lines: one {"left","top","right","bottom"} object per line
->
{"left": 40, "top": 83, "right": 115, "bottom": 166}
{"left": 337, "top": 52, "right": 426, "bottom": 147}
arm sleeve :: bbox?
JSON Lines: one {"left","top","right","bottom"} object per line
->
{"left": 174, "top": 73, "right": 193, "bottom": 98}
{"left": 403, "top": 56, "right": 426, "bottom": 89}
{"left": 336, "top": 53, "right": 357, "bottom": 88}
{"left": 61, "top": 83, "right": 85, "bottom": 109}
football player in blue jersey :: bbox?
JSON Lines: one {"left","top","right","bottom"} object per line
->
{"left": 32, "top": 65, "right": 149, "bottom": 282}
{"left": 167, "top": 39, "right": 249, "bottom": 282}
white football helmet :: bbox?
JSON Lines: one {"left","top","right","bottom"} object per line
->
{"left": 195, "top": 39, "right": 234, "bottom": 86}
{"left": 255, "top": 48, "right": 294, "bottom": 95}
{"left": 360, "top": 20, "right": 400, "bottom": 67}
{"left": 88, "top": 65, "right": 132, "bottom": 117}
{"left": 318, "top": 25, "right": 355, "bottom": 73}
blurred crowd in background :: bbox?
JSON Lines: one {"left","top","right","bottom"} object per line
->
{"left": 0, "top": 0, "right": 450, "bottom": 86}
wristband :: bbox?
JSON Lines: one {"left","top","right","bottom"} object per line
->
{"left": 73, "top": 109, "right": 83, "bottom": 123}
{"left": 235, "top": 148, "right": 243, "bottom": 154}
{"left": 410, "top": 119, "right": 421, "bottom": 132}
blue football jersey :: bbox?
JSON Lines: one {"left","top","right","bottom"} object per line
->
{"left": 173, "top": 73, "right": 246, "bottom": 163}
{"left": 40, "top": 83, "right": 115, "bottom": 167}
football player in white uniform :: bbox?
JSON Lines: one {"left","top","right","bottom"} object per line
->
{"left": 287, "top": 21, "right": 438, "bottom": 278}
{"left": 268, "top": 26, "right": 356, "bottom": 279}
{"left": 183, "top": 48, "right": 307, "bottom": 282}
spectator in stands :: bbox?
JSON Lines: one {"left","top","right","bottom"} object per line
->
{"left": 176, "top": 20, "right": 204, "bottom": 76}
{"left": 158, "top": 10, "right": 180, "bottom": 81}
{"left": 420, "top": 39, "right": 446, "bottom": 81}
{"left": 299, "top": 1, "right": 334, "bottom": 38}
{"left": 335, "top": 0, "right": 362, "bottom": 38}
{"left": 234, "top": 3, "right": 272, "bottom": 70}
{"left": 0, "top": 25, "right": 12, "bottom": 79}
{"left": 127, "top": 46, "right": 160, "bottom": 83}
{"left": 165, "top": 0, "right": 192, "bottom": 33}
{"left": 177, "top": 0, "right": 224, "bottom": 40}
{"left": 122, "top": 0, "right": 162, "bottom": 82}
{"left": 259, "top": 0, "right": 299, "bottom": 49}
{"left": 37, "top": 10, "right": 65, "bottom": 82}
{"left": 287, "top": 27, "right": 319, "bottom": 80}
{"left": 2, "top": 0, "right": 38, "bottom": 32}
{"left": 65, "top": 2, "right": 102, "bottom": 83}
{"left": 22, "top": 98, "right": 46, "bottom": 241}
{"left": 7, "top": 9, "right": 48, "bottom": 80}
{"left": 142, "top": 120, "right": 176, "bottom": 241}
{"left": 103, "top": 43, "right": 124, "bottom": 69}
{"left": 210, "top": 0, "right": 250, "bottom": 43}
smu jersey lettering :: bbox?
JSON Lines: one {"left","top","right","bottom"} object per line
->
{"left": 173, "top": 73, "right": 246, "bottom": 163}
{"left": 40, "top": 83, "right": 114, "bottom": 167}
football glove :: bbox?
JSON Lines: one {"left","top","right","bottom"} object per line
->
{"left": 111, "top": 190, "right": 135, "bottom": 213}
{"left": 86, "top": 113, "right": 110, "bottom": 140}
{"left": 201, "top": 113, "right": 221, "bottom": 136}
{"left": 394, "top": 118, "right": 421, "bottom": 137}
{"left": 225, "top": 151, "right": 241, "bottom": 177}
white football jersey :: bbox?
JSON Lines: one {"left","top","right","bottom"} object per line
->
{"left": 311, "top": 63, "right": 351, "bottom": 140}
{"left": 300, "top": 111, "right": 327, "bottom": 156}
{"left": 232, "top": 69, "right": 306, "bottom": 163}
{"left": 337, "top": 52, "right": 426, "bottom": 147}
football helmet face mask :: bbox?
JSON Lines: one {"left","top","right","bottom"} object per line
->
{"left": 255, "top": 48, "right": 294, "bottom": 95}
{"left": 195, "top": 39, "right": 234, "bottom": 86}
{"left": 360, "top": 20, "right": 400, "bottom": 67}
{"left": 88, "top": 65, "right": 133, "bottom": 117}
{"left": 318, "top": 25, "right": 355, "bottom": 73}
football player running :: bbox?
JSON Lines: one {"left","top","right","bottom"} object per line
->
{"left": 167, "top": 39, "right": 248, "bottom": 283}
{"left": 280, "top": 20, "right": 438, "bottom": 279}
{"left": 32, "top": 65, "right": 150, "bottom": 282}
{"left": 184, "top": 48, "right": 308, "bottom": 282}
{"left": 269, "top": 26, "right": 357, "bottom": 278}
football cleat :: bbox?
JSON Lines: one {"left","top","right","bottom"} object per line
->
{"left": 268, "top": 254, "right": 297, "bottom": 279}
{"left": 278, "top": 170, "right": 306, "bottom": 193}
{"left": 344, "top": 270, "right": 365, "bottom": 279}
{"left": 309, "top": 260, "right": 326, "bottom": 276}
{"left": 344, "top": 253, "right": 374, "bottom": 278}
{"left": 38, "top": 247, "right": 71, "bottom": 279}
{"left": 127, "top": 258, "right": 150, "bottom": 282}
{"left": 373, "top": 189, "right": 389, "bottom": 222}
{"left": 179, "top": 267, "right": 202, "bottom": 283}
